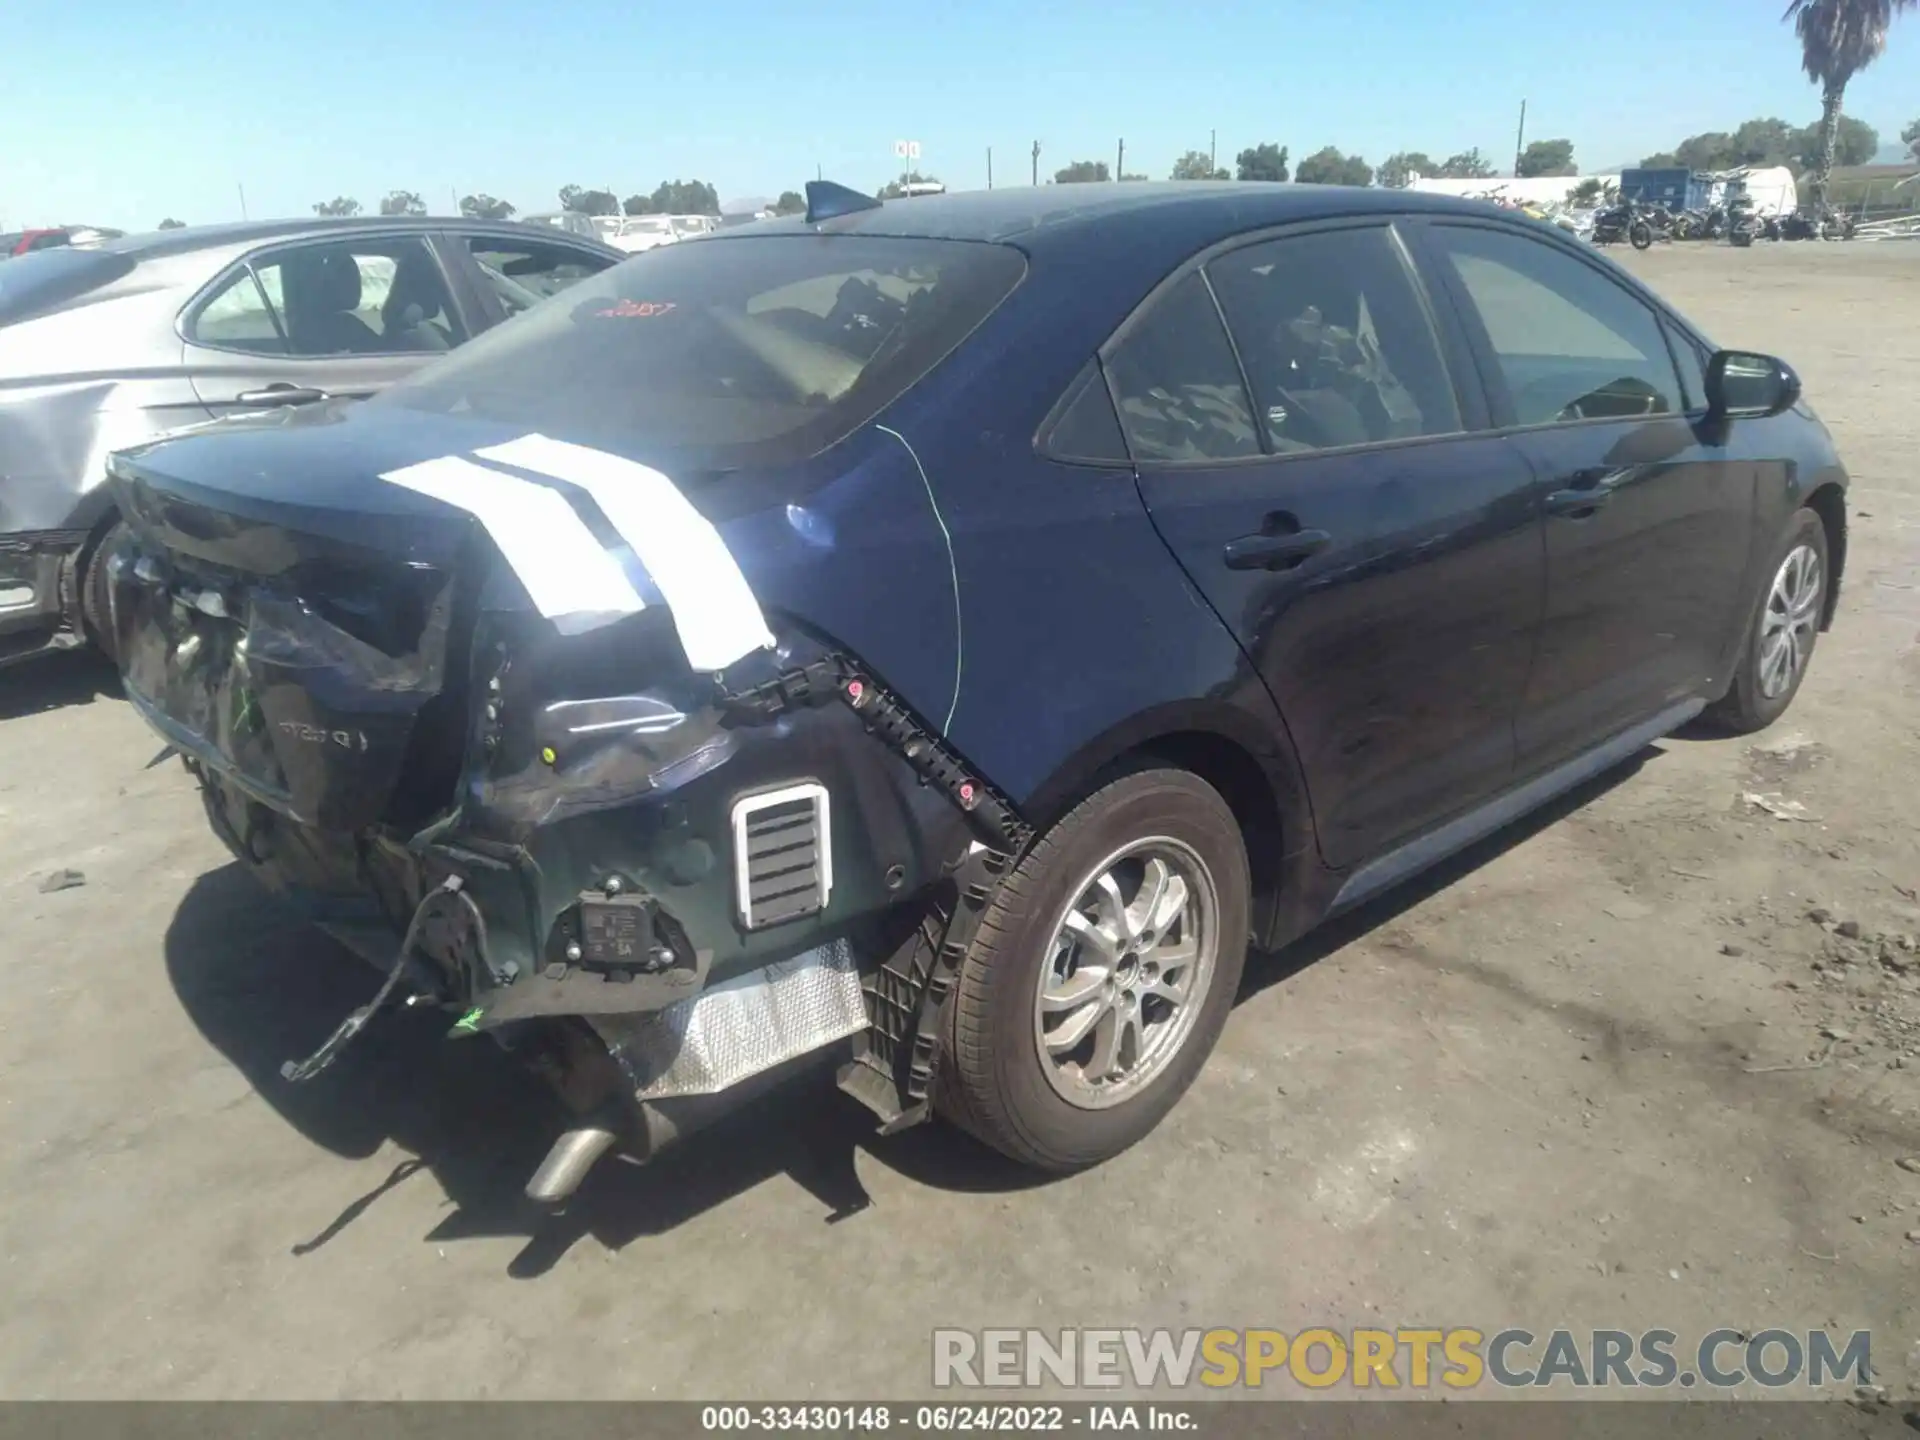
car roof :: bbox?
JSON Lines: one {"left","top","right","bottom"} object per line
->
{"left": 725, "top": 181, "right": 1504, "bottom": 251}
{"left": 92, "top": 215, "right": 620, "bottom": 261}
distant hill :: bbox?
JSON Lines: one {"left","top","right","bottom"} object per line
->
{"left": 1873, "top": 143, "right": 1914, "bottom": 165}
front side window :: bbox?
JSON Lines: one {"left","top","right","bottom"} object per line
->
{"left": 1207, "top": 226, "right": 1460, "bottom": 453}
{"left": 381, "top": 234, "right": 1026, "bottom": 470}
{"left": 189, "top": 238, "right": 466, "bottom": 357}
{"left": 467, "top": 237, "right": 615, "bottom": 318}
{"left": 1103, "top": 271, "right": 1260, "bottom": 464}
{"left": 1430, "top": 225, "right": 1683, "bottom": 426}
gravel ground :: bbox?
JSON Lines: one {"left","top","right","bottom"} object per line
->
{"left": 0, "top": 240, "right": 1917, "bottom": 1403}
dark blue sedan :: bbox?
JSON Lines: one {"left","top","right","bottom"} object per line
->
{"left": 104, "top": 180, "right": 1847, "bottom": 1192}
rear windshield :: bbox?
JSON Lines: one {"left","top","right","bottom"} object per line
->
{"left": 0, "top": 247, "right": 137, "bottom": 325}
{"left": 381, "top": 234, "right": 1026, "bottom": 469}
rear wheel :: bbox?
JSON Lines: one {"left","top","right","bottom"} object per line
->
{"left": 937, "top": 768, "right": 1250, "bottom": 1171}
{"left": 1706, "top": 508, "right": 1829, "bottom": 734}
{"left": 80, "top": 519, "right": 127, "bottom": 664}
{"left": 1629, "top": 220, "right": 1654, "bottom": 250}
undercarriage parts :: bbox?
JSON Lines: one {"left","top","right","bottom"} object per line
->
{"left": 590, "top": 938, "right": 867, "bottom": 1100}
{"left": 280, "top": 876, "right": 465, "bottom": 1083}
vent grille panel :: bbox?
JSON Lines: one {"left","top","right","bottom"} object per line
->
{"left": 733, "top": 784, "right": 831, "bottom": 929}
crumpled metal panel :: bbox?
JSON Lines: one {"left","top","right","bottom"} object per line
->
{"left": 590, "top": 939, "right": 866, "bottom": 1099}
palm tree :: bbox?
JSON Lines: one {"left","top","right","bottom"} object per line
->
{"left": 1784, "top": 0, "right": 1916, "bottom": 210}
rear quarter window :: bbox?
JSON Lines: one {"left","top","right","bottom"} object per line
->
{"left": 380, "top": 234, "right": 1027, "bottom": 469}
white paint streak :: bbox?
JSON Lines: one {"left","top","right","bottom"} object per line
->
{"left": 379, "top": 455, "right": 644, "bottom": 628}
{"left": 477, "top": 433, "right": 773, "bottom": 673}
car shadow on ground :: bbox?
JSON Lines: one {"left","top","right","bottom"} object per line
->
{"left": 163, "top": 745, "right": 1656, "bottom": 1277}
{"left": 0, "top": 648, "right": 120, "bottom": 720}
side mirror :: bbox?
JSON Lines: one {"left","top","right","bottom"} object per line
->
{"left": 1705, "top": 349, "right": 1801, "bottom": 419}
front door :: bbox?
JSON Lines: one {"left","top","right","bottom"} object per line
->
{"left": 1120, "top": 221, "right": 1544, "bottom": 871}
{"left": 181, "top": 234, "right": 470, "bottom": 417}
{"left": 1417, "top": 222, "right": 1758, "bottom": 771}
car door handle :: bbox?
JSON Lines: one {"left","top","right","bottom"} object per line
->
{"left": 1543, "top": 466, "right": 1636, "bottom": 518}
{"left": 233, "top": 385, "right": 329, "bottom": 408}
{"left": 1543, "top": 487, "right": 1611, "bottom": 517}
{"left": 1223, "top": 528, "right": 1331, "bottom": 571}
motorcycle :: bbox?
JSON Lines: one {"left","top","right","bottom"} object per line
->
{"left": 1592, "top": 197, "right": 1662, "bottom": 250}
{"left": 1728, "top": 198, "right": 1758, "bottom": 247}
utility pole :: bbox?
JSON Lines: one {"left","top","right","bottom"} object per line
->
{"left": 1514, "top": 99, "right": 1528, "bottom": 177}
{"left": 1210, "top": 129, "right": 1217, "bottom": 176}
{"left": 1031, "top": 140, "right": 1041, "bottom": 186}
{"left": 237, "top": 182, "right": 248, "bottom": 219}
{"left": 1117, "top": 138, "right": 1125, "bottom": 180}
{"left": 450, "top": 186, "right": 459, "bottom": 216}
{"left": 986, "top": 147, "right": 993, "bottom": 189}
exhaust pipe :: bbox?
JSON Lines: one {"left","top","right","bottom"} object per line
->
{"left": 525, "top": 1119, "right": 620, "bottom": 1206}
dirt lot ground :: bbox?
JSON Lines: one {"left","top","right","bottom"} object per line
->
{"left": 1, "top": 241, "right": 1917, "bottom": 1403}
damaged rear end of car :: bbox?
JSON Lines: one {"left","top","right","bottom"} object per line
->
{"left": 104, "top": 221, "right": 1035, "bottom": 1202}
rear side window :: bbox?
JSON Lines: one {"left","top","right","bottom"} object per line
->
{"left": 1430, "top": 225, "right": 1683, "bottom": 426}
{"left": 0, "top": 247, "right": 137, "bottom": 325}
{"left": 1103, "top": 271, "right": 1260, "bottom": 464}
{"left": 1207, "top": 226, "right": 1460, "bottom": 452}
{"left": 382, "top": 235, "right": 1026, "bottom": 469}
{"left": 466, "top": 236, "right": 614, "bottom": 317}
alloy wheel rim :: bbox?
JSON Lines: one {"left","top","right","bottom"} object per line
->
{"left": 1032, "top": 838, "right": 1220, "bottom": 1111}
{"left": 1758, "top": 543, "right": 1823, "bottom": 700}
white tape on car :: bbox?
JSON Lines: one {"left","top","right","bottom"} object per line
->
{"left": 378, "top": 455, "right": 645, "bottom": 629}
{"left": 477, "top": 433, "right": 774, "bottom": 673}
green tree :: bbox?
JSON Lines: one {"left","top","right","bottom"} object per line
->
{"left": 1795, "top": 114, "right": 1879, "bottom": 168}
{"left": 1234, "top": 142, "right": 1290, "bottom": 182}
{"left": 378, "top": 190, "right": 426, "bottom": 217}
{"left": 622, "top": 194, "right": 653, "bottom": 215}
{"left": 1568, "top": 177, "right": 1612, "bottom": 205}
{"left": 773, "top": 190, "right": 807, "bottom": 215}
{"left": 459, "top": 193, "right": 515, "bottom": 220}
{"left": 1119, "top": 171, "right": 1149, "bottom": 181}
{"left": 1905, "top": 117, "right": 1920, "bottom": 161}
{"left": 311, "top": 197, "right": 361, "bottom": 217}
{"left": 1055, "top": 160, "right": 1111, "bottom": 183}
{"left": 1638, "top": 151, "right": 1682, "bottom": 168}
{"left": 1784, "top": 0, "right": 1916, "bottom": 208}
{"left": 157, "top": 217, "right": 185, "bottom": 229}
{"left": 1436, "top": 148, "right": 1496, "bottom": 179}
{"left": 1731, "top": 117, "right": 1800, "bottom": 165}
{"left": 1675, "top": 132, "right": 1738, "bottom": 170}
{"left": 1170, "top": 150, "right": 1228, "bottom": 180}
{"left": 557, "top": 186, "right": 619, "bottom": 216}
{"left": 1295, "top": 146, "right": 1373, "bottom": 186}
{"left": 1376, "top": 151, "right": 1434, "bottom": 188}
{"left": 878, "top": 170, "right": 940, "bottom": 199}
{"left": 1516, "top": 138, "right": 1577, "bottom": 177}
{"left": 651, "top": 179, "right": 720, "bottom": 214}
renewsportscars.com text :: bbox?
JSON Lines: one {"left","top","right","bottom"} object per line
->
{"left": 932, "top": 1327, "right": 1873, "bottom": 1391}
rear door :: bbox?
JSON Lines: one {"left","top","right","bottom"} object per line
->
{"left": 181, "top": 233, "right": 471, "bottom": 417}
{"left": 1415, "top": 221, "right": 1757, "bottom": 771}
{"left": 1122, "top": 220, "right": 1544, "bottom": 870}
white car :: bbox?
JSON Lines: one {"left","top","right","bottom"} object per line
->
{"left": 606, "top": 216, "right": 679, "bottom": 254}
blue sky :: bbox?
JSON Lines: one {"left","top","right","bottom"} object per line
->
{"left": 3, "top": 0, "right": 1916, "bottom": 230}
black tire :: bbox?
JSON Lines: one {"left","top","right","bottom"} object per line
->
{"left": 937, "top": 768, "right": 1251, "bottom": 1172}
{"left": 1705, "top": 508, "right": 1829, "bottom": 734}
{"left": 1731, "top": 229, "right": 1754, "bottom": 248}
{"left": 80, "top": 519, "right": 127, "bottom": 664}
{"left": 1629, "top": 221, "right": 1654, "bottom": 251}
